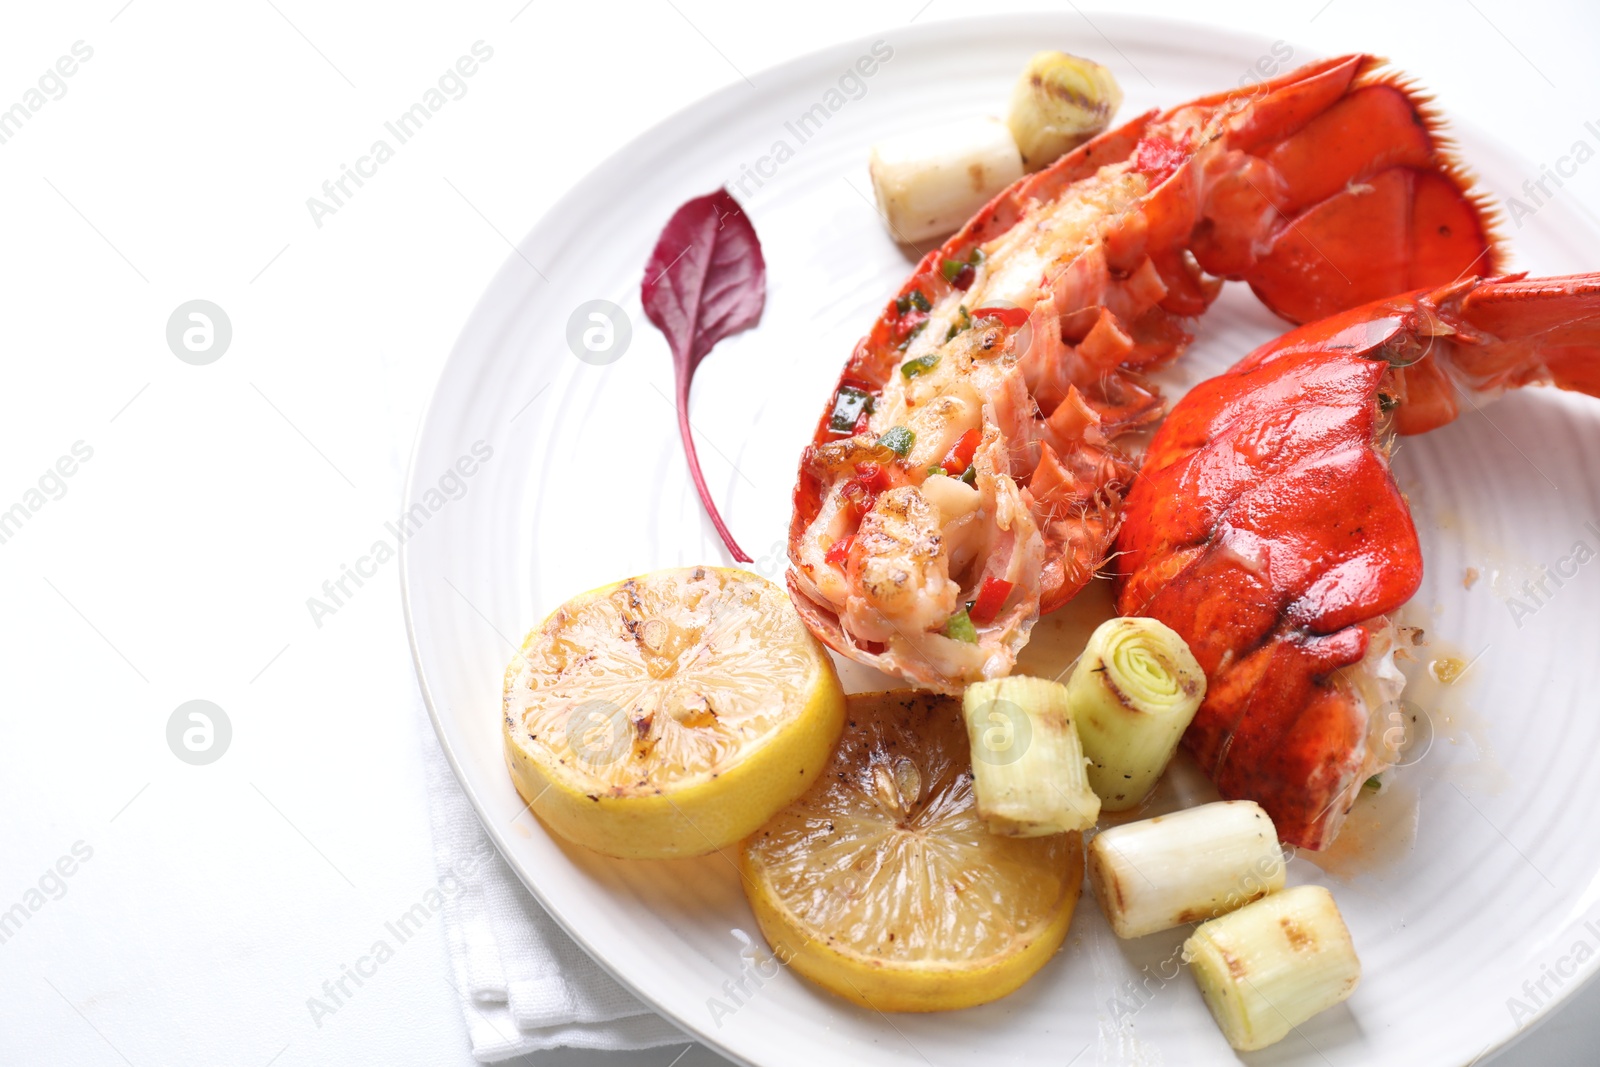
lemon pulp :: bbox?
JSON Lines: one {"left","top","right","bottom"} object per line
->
{"left": 741, "top": 690, "right": 1083, "bottom": 1011}
{"left": 504, "top": 567, "right": 844, "bottom": 859}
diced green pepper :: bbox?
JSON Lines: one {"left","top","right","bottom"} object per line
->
{"left": 827, "top": 386, "right": 873, "bottom": 433}
{"left": 900, "top": 352, "right": 941, "bottom": 379}
{"left": 894, "top": 288, "right": 931, "bottom": 316}
{"left": 960, "top": 464, "right": 977, "bottom": 486}
{"left": 945, "top": 305, "right": 972, "bottom": 342}
{"left": 878, "top": 425, "right": 915, "bottom": 456}
{"left": 896, "top": 290, "right": 931, "bottom": 318}
{"left": 940, "top": 250, "right": 985, "bottom": 282}
{"left": 943, "top": 608, "right": 978, "bottom": 643}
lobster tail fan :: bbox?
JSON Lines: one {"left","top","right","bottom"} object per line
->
{"left": 1214, "top": 61, "right": 1499, "bottom": 325}
{"left": 1454, "top": 273, "right": 1600, "bottom": 399}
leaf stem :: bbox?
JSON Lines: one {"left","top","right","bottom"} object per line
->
{"left": 675, "top": 375, "right": 751, "bottom": 562}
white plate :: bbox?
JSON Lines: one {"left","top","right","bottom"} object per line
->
{"left": 402, "top": 14, "right": 1600, "bottom": 1065}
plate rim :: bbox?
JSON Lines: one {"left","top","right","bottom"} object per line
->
{"left": 399, "top": 12, "right": 1600, "bottom": 1064}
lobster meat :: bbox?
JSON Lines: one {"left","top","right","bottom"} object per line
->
{"left": 1116, "top": 273, "right": 1600, "bottom": 849}
{"left": 787, "top": 54, "right": 1496, "bottom": 692}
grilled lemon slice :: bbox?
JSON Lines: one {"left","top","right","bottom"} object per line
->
{"left": 503, "top": 567, "right": 845, "bottom": 860}
{"left": 740, "top": 691, "right": 1084, "bottom": 1012}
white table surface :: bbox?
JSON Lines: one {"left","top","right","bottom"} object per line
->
{"left": 3, "top": 1, "right": 1597, "bottom": 1064}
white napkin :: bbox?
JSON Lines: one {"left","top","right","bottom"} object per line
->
{"left": 421, "top": 723, "right": 688, "bottom": 1061}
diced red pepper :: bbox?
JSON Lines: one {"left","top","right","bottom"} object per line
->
{"left": 839, "top": 461, "right": 891, "bottom": 521}
{"left": 825, "top": 535, "right": 853, "bottom": 567}
{"left": 855, "top": 461, "right": 890, "bottom": 494}
{"left": 839, "top": 480, "right": 870, "bottom": 520}
{"left": 949, "top": 263, "right": 975, "bottom": 291}
{"left": 940, "top": 429, "right": 981, "bottom": 477}
{"left": 971, "top": 306, "right": 1029, "bottom": 329}
{"left": 967, "top": 576, "right": 1014, "bottom": 626}
{"left": 900, "top": 309, "right": 929, "bottom": 333}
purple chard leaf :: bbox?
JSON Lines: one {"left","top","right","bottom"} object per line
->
{"left": 641, "top": 188, "right": 767, "bottom": 563}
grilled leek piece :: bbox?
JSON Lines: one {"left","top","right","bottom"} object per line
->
{"left": 1065, "top": 617, "right": 1205, "bottom": 810}
{"left": 1088, "top": 800, "right": 1285, "bottom": 939}
{"left": 1006, "top": 51, "right": 1122, "bottom": 170}
{"left": 1184, "top": 885, "right": 1361, "bottom": 1051}
{"left": 961, "top": 675, "right": 1099, "bottom": 837}
{"left": 868, "top": 117, "right": 1024, "bottom": 243}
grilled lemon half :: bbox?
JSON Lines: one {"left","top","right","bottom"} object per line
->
{"left": 503, "top": 567, "right": 845, "bottom": 860}
{"left": 740, "top": 691, "right": 1084, "bottom": 1012}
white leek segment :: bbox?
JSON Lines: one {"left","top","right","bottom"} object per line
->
{"left": 868, "top": 117, "right": 1024, "bottom": 244}
{"left": 1065, "top": 617, "right": 1206, "bottom": 810}
{"left": 1088, "top": 801, "right": 1285, "bottom": 939}
{"left": 962, "top": 676, "right": 1100, "bottom": 837}
{"left": 1006, "top": 51, "right": 1123, "bottom": 171}
{"left": 1183, "top": 885, "right": 1361, "bottom": 1052}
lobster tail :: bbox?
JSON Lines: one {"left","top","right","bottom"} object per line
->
{"left": 1116, "top": 271, "right": 1600, "bottom": 847}
{"left": 1385, "top": 273, "right": 1600, "bottom": 434}
{"left": 1457, "top": 273, "right": 1600, "bottom": 395}
{"left": 1189, "top": 58, "right": 1500, "bottom": 325}
{"left": 787, "top": 53, "right": 1511, "bottom": 694}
